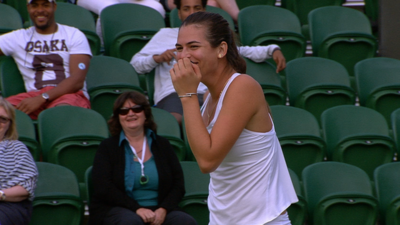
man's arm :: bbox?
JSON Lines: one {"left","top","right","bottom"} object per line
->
{"left": 130, "top": 28, "right": 177, "bottom": 74}
{"left": 16, "top": 54, "right": 90, "bottom": 114}
{"left": 271, "top": 49, "right": 286, "bottom": 73}
{"left": 238, "top": 45, "right": 286, "bottom": 73}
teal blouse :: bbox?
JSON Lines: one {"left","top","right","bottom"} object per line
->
{"left": 120, "top": 129, "right": 159, "bottom": 206}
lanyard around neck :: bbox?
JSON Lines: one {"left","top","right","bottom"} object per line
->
{"left": 129, "top": 136, "right": 147, "bottom": 177}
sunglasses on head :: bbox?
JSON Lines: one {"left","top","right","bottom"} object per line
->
{"left": 118, "top": 105, "right": 144, "bottom": 115}
{"left": 0, "top": 116, "right": 10, "bottom": 124}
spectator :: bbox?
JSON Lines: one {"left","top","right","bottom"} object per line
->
{"left": 0, "top": 98, "right": 38, "bottom": 225}
{"left": 170, "top": 11, "right": 298, "bottom": 224}
{"left": 0, "top": 0, "right": 92, "bottom": 120}
{"left": 76, "top": 0, "right": 166, "bottom": 44}
{"left": 131, "top": 0, "right": 285, "bottom": 124}
{"left": 77, "top": 0, "right": 166, "bottom": 17}
{"left": 89, "top": 91, "right": 197, "bottom": 225}
{"left": 165, "top": 0, "right": 239, "bottom": 22}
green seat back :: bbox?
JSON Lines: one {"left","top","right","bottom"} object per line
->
{"left": 169, "top": 6, "right": 235, "bottom": 30}
{"left": 0, "top": 3, "right": 23, "bottom": 34}
{"left": 286, "top": 57, "right": 355, "bottom": 122}
{"left": 37, "top": 106, "right": 109, "bottom": 200}
{"left": 5, "top": 0, "right": 30, "bottom": 27}
{"left": 85, "top": 55, "right": 144, "bottom": 121}
{"left": 321, "top": 105, "right": 395, "bottom": 179}
{"left": 287, "top": 169, "right": 307, "bottom": 225}
{"left": 100, "top": 3, "right": 165, "bottom": 61}
{"left": 180, "top": 161, "right": 210, "bottom": 196}
{"left": 270, "top": 105, "right": 325, "bottom": 178}
{"left": 34, "top": 162, "right": 81, "bottom": 197}
{"left": 355, "top": 57, "right": 400, "bottom": 125}
{"left": 179, "top": 161, "right": 210, "bottom": 225}
{"left": 15, "top": 109, "right": 40, "bottom": 161}
{"left": 281, "top": 0, "right": 345, "bottom": 39}
{"left": 302, "top": 162, "right": 378, "bottom": 225}
{"left": 238, "top": 5, "right": 306, "bottom": 62}
{"left": 31, "top": 162, "right": 84, "bottom": 225}
{"left": 151, "top": 107, "right": 185, "bottom": 160}
{"left": 281, "top": 0, "right": 345, "bottom": 25}
{"left": 244, "top": 58, "right": 286, "bottom": 105}
{"left": 392, "top": 109, "right": 400, "bottom": 155}
{"left": 364, "top": 0, "right": 378, "bottom": 22}
{"left": 374, "top": 162, "right": 400, "bottom": 225}
{"left": 55, "top": 2, "right": 101, "bottom": 55}
{"left": 236, "top": 0, "right": 276, "bottom": 10}
{"left": 0, "top": 56, "right": 26, "bottom": 97}
{"left": 84, "top": 166, "right": 93, "bottom": 206}
{"left": 309, "top": 6, "right": 377, "bottom": 78}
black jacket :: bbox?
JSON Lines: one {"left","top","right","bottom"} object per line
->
{"left": 88, "top": 134, "right": 185, "bottom": 225}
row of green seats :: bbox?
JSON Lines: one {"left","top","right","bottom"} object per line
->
{"left": 1, "top": 2, "right": 379, "bottom": 80}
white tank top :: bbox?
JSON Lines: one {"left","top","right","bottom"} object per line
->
{"left": 201, "top": 73, "right": 298, "bottom": 225}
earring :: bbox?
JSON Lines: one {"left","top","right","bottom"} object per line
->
{"left": 218, "top": 54, "right": 222, "bottom": 58}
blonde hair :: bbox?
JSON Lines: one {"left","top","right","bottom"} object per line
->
{"left": 0, "top": 98, "right": 18, "bottom": 140}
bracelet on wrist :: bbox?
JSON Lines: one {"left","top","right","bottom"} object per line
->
{"left": 0, "top": 190, "right": 6, "bottom": 201}
{"left": 178, "top": 93, "right": 197, "bottom": 98}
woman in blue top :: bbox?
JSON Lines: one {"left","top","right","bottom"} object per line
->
{"left": 89, "top": 91, "right": 196, "bottom": 225}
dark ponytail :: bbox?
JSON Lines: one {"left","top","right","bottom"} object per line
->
{"left": 181, "top": 12, "right": 246, "bottom": 73}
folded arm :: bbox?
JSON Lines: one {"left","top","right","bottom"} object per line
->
{"left": 1, "top": 186, "right": 30, "bottom": 202}
{"left": 16, "top": 54, "right": 90, "bottom": 114}
{"left": 238, "top": 45, "right": 286, "bottom": 73}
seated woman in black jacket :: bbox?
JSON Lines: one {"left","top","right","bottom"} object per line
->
{"left": 89, "top": 91, "right": 197, "bottom": 225}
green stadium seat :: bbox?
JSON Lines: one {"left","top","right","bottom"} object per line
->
{"left": 287, "top": 169, "right": 307, "bottom": 225}
{"left": 31, "top": 162, "right": 84, "bottom": 225}
{"left": 321, "top": 105, "right": 395, "bottom": 179}
{"left": 270, "top": 105, "right": 325, "bottom": 178}
{"left": 391, "top": 109, "right": 400, "bottom": 155}
{"left": 100, "top": 3, "right": 165, "bottom": 62}
{"left": 15, "top": 109, "right": 40, "bottom": 161}
{"left": 0, "top": 3, "right": 23, "bottom": 35}
{"left": 374, "top": 162, "right": 400, "bottom": 225}
{"left": 244, "top": 57, "right": 286, "bottom": 105}
{"left": 37, "top": 106, "right": 109, "bottom": 200}
{"left": 308, "top": 6, "right": 377, "bottom": 80}
{"left": 84, "top": 166, "right": 93, "bottom": 206}
{"left": 238, "top": 5, "right": 306, "bottom": 63}
{"left": 151, "top": 107, "right": 186, "bottom": 160}
{"left": 302, "top": 162, "right": 378, "bottom": 225}
{"left": 236, "top": 0, "right": 276, "bottom": 10}
{"left": 179, "top": 161, "right": 210, "bottom": 225}
{"left": 364, "top": 0, "right": 378, "bottom": 22}
{"left": 85, "top": 55, "right": 144, "bottom": 121}
{"left": 286, "top": 57, "right": 355, "bottom": 123}
{"left": 54, "top": 2, "right": 101, "bottom": 55}
{"left": 355, "top": 57, "right": 400, "bottom": 125}
{"left": 0, "top": 56, "right": 26, "bottom": 97}
{"left": 281, "top": 0, "right": 345, "bottom": 39}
